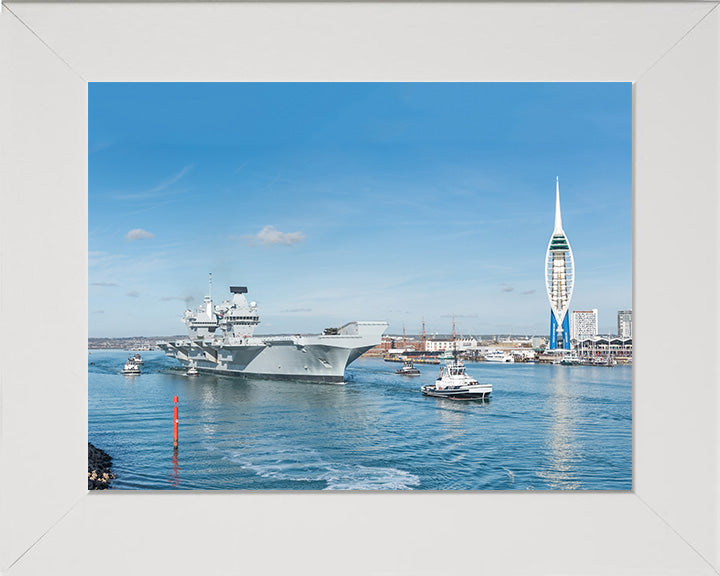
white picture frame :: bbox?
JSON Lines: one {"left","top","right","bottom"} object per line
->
{"left": 1, "top": 2, "right": 718, "bottom": 574}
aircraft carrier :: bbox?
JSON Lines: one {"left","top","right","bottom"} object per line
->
{"left": 158, "top": 277, "right": 387, "bottom": 382}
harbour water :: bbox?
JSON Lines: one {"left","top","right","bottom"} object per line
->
{"left": 89, "top": 350, "right": 631, "bottom": 490}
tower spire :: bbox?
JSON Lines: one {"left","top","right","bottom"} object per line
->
{"left": 554, "top": 176, "right": 563, "bottom": 233}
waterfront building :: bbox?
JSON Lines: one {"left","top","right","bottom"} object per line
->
{"left": 576, "top": 335, "right": 632, "bottom": 361}
{"left": 617, "top": 309, "right": 632, "bottom": 337}
{"left": 425, "top": 337, "right": 478, "bottom": 352}
{"left": 544, "top": 178, "right": 575, "bottom": 349}
{"left": 571, "top": 309, "right": 598, "bottom": 340}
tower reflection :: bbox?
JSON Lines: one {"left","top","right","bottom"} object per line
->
{"left": 543, "top": 367, "right": 580, "bottom": 489}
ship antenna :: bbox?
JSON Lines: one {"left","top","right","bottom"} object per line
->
{"left": 453, "top": 315, "right": 457, "bottom": 359}
{"left": 209, "top": 272, "right": 212, "bottom": 299}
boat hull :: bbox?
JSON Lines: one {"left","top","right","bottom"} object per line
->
{"left": 421, "top": 385, "right": 491, "bottom": 400}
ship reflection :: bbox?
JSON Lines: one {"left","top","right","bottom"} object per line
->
{"left": 542, "top": 367, "right": 581, "bottom": 489}
{"left": 169, "top": 449, "right": 181, "bottom": 488}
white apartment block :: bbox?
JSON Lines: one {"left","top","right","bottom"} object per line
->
{"left": 571, "top": 309, "right": 598, "bottom": 340}
{"left": 617, "top": 310, "right": 632, "bottom": 337}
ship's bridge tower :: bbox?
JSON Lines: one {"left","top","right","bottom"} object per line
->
{"left": 217, "top": 286, "right": 260, "bottom": 338}
{"left": 544, "top": 178, "right": 574, "bottom": 350}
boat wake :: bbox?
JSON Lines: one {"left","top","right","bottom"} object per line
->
{"left": 225, "top": 447, "right": 420, "bottom": 490}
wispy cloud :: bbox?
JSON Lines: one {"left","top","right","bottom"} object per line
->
{"left": 115, "top": 164, "right": 193, "bottom": 200}
{"left": 126, "top": 228, "right": 155, "bottom": 241}
{"left": 150, "top": 164, "right": 193, "bottom": 193}
{"left": 441, "top": 313, "right": 479, "bottom": 318}
{"left": 90, "top": 140, "right": 113, "bottom": 154}
{"left": 242, "top": 225, "right": 306, "bottom": 246}
{"left": 91, "top": 281, "right": 119, "bottom": 287}
{"left": 281, "top": 308, "right": 312, "bottom": 313}
{"left": 126, "top": 290, "right": 140, "bottom": 298}
{"left": 501, "top": 286, "right": 515, "bottom": 293}
{"left": 521, "top": 289, "right": 536, "bottom": 295}
{"left": 161, "top": 295, "right": 194, "bottom": 304}
{"left": 89, "top": 251, "right": 125, "bottom": 268}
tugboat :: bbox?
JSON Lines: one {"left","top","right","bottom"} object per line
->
{"left": 421, "top": 320, "right": 491, "bottom": 400}
{"left": 396, "top": 359, "right": 420, "bottom": 376}
{"left": 121, "top": 360, "right": 141, "bottom": 375}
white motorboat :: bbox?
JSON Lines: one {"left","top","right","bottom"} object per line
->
{"left": 186, "top": 364, "right": 199, "bottom": 376}
{"left": 121, "top": 361, "right": 140, "bottom": 375}
{"left": 560, "top": 353, "right": 583, "bottom": 366}
{"left": 483, "top": 349, "right": 515, "bottom": 363}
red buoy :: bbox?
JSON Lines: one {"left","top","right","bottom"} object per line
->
{"left": 173, "top": 395, "right": 179, "bottom": 449}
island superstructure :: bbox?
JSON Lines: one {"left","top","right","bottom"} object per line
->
{"left": 158, "top": 278, "right": 388, "bottom": 382}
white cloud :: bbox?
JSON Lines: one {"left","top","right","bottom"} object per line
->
{"left": 255, "top": 225, "right": 305, "bottom": 246}
{"left": 126, "top": 228, "right": 155, "bottom": 241}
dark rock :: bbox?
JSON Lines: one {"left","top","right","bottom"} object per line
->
{"left": 88, "top": 442, "right": 115, "bottom": 490}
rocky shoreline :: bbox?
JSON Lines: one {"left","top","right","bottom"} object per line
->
{"left": 88, "top": 442, "right": 116, "bottom": 490}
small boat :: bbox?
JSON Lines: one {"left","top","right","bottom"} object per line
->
{"left": 186, "top": 364, "right": 199, "bottom": 376}
{"left": 130, "top": 353, "right": 144, "bottom": 365}
{"left": 422, "top": 358, "right": 492, "bottom": 400}
{"left": 396, "top": 360, "right": 420, "bottom": 376}
{"left": 121, "top": 361, "right": 140, "bottom": 375}
{"left": 483, "top": 349, "right": 514, "bottom": 363}
{"left": 560, "top": 353, "right": 583, "bottom": 366}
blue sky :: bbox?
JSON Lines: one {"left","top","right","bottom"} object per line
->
{"left": 89, "top": 83, "right": 631, "bottom": 338}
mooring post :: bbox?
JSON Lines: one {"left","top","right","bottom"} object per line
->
{"left": 173, "top": 395, "right": 179, "bottom": 449}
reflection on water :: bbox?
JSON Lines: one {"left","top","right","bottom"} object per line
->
{"left": 89, "top": 351, "right": 632, "bottom": 490}
{"left": 542, "top": 367, "right": 581, "bottom": 490}
{"left": 170, "top": 449, "right": 181, "bottom": 488}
